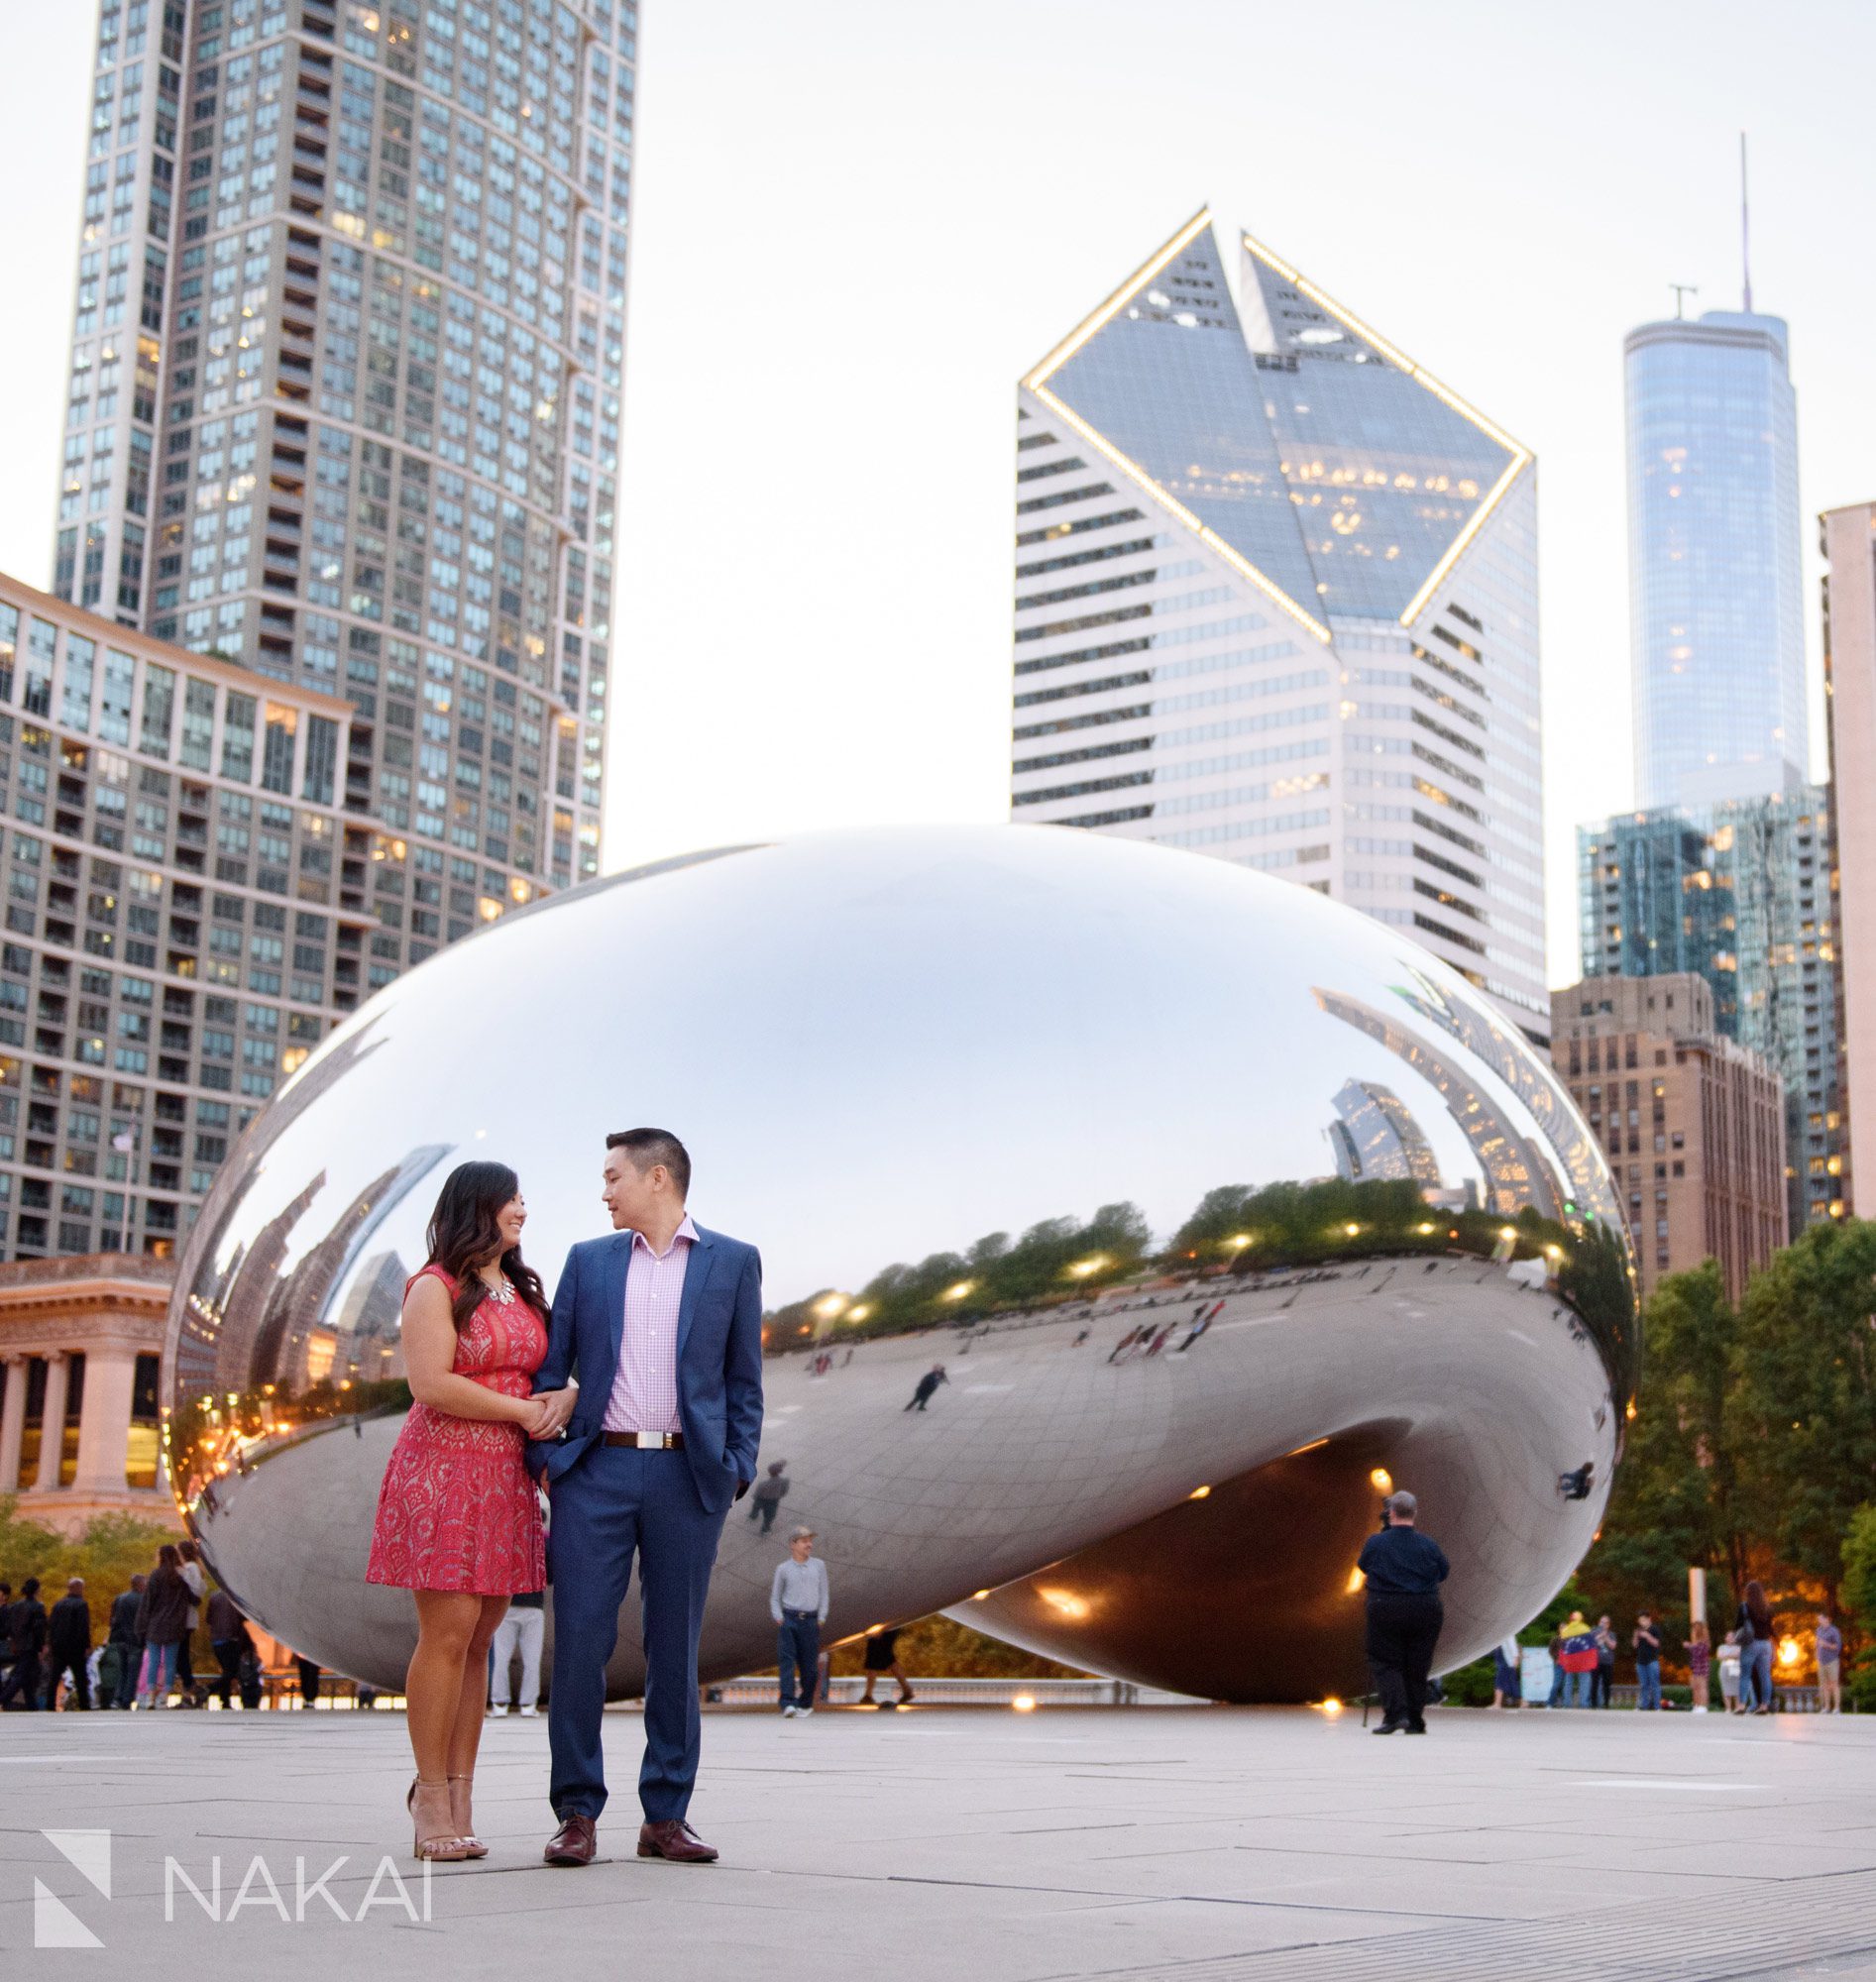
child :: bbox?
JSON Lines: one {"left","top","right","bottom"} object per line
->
{"left": 1685, "top": 1619, "right": 1711, "bottom": 1711}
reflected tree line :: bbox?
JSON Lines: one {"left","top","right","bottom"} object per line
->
{"left": 765, "top": 1175, "right": 1638, "bottom": 1402}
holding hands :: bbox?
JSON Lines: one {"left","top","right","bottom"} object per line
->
{"left": 520, "top": 1385, "right": 577, "bottom": 1441}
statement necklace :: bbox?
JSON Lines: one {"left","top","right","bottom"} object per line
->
{"left": 481, "top": 1272, "right": 517, "bottom": 1307}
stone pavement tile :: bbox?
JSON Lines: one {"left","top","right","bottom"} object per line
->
{"left": 8, "top": 1705, "right": 1876, "bottom": 1978}
{"left": 1617, "top": 1838, "right": 1876, "bottom": 1880}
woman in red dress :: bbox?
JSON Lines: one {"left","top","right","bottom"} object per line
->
{"left": 367, "top": 1160, "right": 567, "bottom": 1861}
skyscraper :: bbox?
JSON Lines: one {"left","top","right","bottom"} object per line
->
{"left": 1625, "top": 307, "right": 1806, "bottom": 808}
{"left": 1578, "top": 791, "right": 1842, "bottom": 1235}
{"left": 1011, "top": 211, "right": 1548, "bottom": 1043}
{"left": 11, "top": 0, "right": 635, "bottom": 1266}
{"left": 0, "top": 574, "right": 355, "bottom": 1260}
{"left": 1821, "top": 499, "right": 1876, "bottom": 1212}
{"left": 51, "top": 0, "right": 634, "bottom": 984}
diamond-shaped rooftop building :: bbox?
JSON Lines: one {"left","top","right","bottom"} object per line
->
{"left": 1011, "top": 210, "right": 1548, "bottom": 1044}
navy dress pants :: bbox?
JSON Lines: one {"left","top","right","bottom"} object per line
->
{"left": 777, "top": 1611, "right": 819, "bottom": 1709}
{"left": 546, "top": 1443, "right": 727, "bottom": 1823}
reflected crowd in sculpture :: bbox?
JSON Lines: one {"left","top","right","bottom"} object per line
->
{"left": 161, "top": 825, "right": 1635, "bottom": 1703}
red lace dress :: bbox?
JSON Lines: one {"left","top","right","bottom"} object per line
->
{"left": 366, "top": 1265, "right": 549, "bottom": 1595}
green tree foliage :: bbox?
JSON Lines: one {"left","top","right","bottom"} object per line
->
{"left": 1733, "top": 1220, "right": 1876, "bottom": 1604}
{"left": 0, "top": 1494, "right": 181, "bottom": 1655}
{"left": 1578, "top": 1262, "right": 1746, "bottom": 1639}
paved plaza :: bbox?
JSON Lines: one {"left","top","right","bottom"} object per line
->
{"left": 7, "top": 1703, "right": 1876, "bottom": 1980}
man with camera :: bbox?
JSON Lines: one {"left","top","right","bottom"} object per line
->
{"left": 1359, "top": 1488, "right": 1449, "bottom": 1735}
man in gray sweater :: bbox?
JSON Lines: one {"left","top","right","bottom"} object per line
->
{"left": 769, "top": 1527, "right": 828, "bottom": 1718}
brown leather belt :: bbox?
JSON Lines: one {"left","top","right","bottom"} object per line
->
{"left": 602, "top": 1429, "right": 685, "bottom": 1450}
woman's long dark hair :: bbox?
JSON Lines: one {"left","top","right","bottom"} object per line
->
{"left": 1744, "top": 1579, "right": 1774, "bottom": 1639}
{"left": 425, "top": 1160, "right": 547, "bottom": 1330}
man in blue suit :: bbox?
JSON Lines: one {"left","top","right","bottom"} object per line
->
{"left": 527, "top": 1128, "right": 763, "bottom": 1866}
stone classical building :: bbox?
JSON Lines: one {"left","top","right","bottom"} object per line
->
{"left": 0, "top": 1253, "right": 180, "bottom": 1536}
{"left": 1551, "top": 973, "right": 1787, "bottom": 1302}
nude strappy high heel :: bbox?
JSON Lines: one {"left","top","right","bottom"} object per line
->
{"left": 407, "top": 1776, "right": 473, "bottom": 1861}
{"left": 447, "top": 1774, "right": 489, "bottom": 1857}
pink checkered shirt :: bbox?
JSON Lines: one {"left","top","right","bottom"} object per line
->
{"left": 601, "top": 1215, "right": 698, "bottom": 1436}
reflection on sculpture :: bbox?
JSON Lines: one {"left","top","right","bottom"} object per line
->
{"left": 161, "top": 824, "right": 1635, "bottom": 1701}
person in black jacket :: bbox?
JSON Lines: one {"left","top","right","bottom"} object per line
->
{"left": 45, "top": 1579, "right": 92, "bottom": 1710}
{"left": 1358, "top": 1490, "right": 1450, "bottom": 1735}
{"left": 105, "top": 1576, "right": 145, "bottom": 1711}
{"left": 0, "top": 1577, "right": 47, "bottom": 1710}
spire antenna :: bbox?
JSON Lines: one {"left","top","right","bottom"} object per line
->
{"left": 1670, "top": 282, "right": 1698, "bottom": 320}
{"left": 1739, "top": 131, "right": 1753, "bottom": 312}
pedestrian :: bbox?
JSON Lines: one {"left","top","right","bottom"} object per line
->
{"left": 366, "top": 1160, "right": 560, "bottom": 1864}
{"left": 903, "top": 1365, "right": 947, "bottom": 1412}
{"left": 1717, "top": 1633, "right": 1742, "bottom": 1713}
{"left": 1593, "top": 1615, "right": 1617, "bottom": 1708}
{"left": 175, "top": 1540, "right": 207, "bottom": 1702}
{"left": 1107, "top": 1326, "right": 1142, "bottom": 1365}
{"left": 95, "top": 1635, "right": 127, "bottom": 1710}
{"left": 770, "top": 1526, "right": 828, "bottom": 1718}
{"left": 1545, "top": 1628, "right": 1568, "bottom": 1708}
{"left": 1734, "top": 1581, "right": 1775, "bottom": 1714}
{"left": 0, "top": 1577, "right": 48, "bottom": 1710}
{"left": 206, "top": 1586, "right": 251, "bottom": 1710}
{"left": 1632, "top": 1610, "right": 1663, "bottom": 1710}
{"left": 859, "top": 1625, "right": 915, "bottom": 1708}
{"left": 1685, "top": 1619, "right": 1711, "bottom": 1712}
{"left": 44, "top": 1578, "right": 93, "bottom": 1710}
{"left": 107, "top": 1574, "right": 144, "bottom": 1711}
{"left": 0, "top": 1581, "right": 11, "bottom": 1695}
{"left": 1490, "top": 1632, "right": 1521, "bottom": 1709}
{"left": 1143, "top": 1323, "right": 1174, "bottom": 1358}
{"left": 1358, "top": 1489, "right": 1448, "bottom": 1735}
{"left": 295, "top": 1654, "right": 323, "bottom": 1707}
{"left": 135, "top": 1546, "right": 192, "bottom": 1708}
{"left": 1558, "top": 1610, "right": 1597, "bottom": 1707}
{"left": 487, "top": 1589, "right": 544, "bottom": 1717}
{"left": 1815, "top": 1611, "right": 1842, "bottom": 1714}
{"left": 746, "top": 1460, "right": 790, "bottom": 1535}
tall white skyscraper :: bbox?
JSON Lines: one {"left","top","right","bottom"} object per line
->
{"left": 1625, "top": 308, "right": 1805, "bottom": 808}
{"left": 1011, "top": 211, "right": 1547, "bottom": 1042}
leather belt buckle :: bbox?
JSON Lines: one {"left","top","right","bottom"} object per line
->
{"left": 639, "top": 1430, "right": 670, "bottom": 1450}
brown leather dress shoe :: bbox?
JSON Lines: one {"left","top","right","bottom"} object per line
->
{"left": 543, "top": 1814, "right": 598, "bottom": 1866}
{"left": 637, "top": 1818, "right": 718, "bottom": 1863}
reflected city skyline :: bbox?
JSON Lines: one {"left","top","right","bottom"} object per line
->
{"left": 159, "top": 825, "right": 1632, "bottom": 1700}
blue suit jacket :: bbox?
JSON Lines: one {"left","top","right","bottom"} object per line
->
{"left": 526, "top": 1224, "right": 764, "bottom": 1515}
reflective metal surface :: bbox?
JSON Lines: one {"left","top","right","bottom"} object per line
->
{"left": 163, "top": 824, "right": 1634, "bottom": 1700}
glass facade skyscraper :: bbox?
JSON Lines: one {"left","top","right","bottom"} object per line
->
{"left": 1578, "top": 791, "right": 1843, "bottom": 1234}
{"left": 1625, "top": 310, "right": 1806, "bottom": 809}
{"left": 17, "top": 0, "right": 635, "bottom": 1261}
{"left": 1012, "top": 212, "right": 1548, "bottom": 1042}
{"left": 52, "top": 0, "right": 633, "bottom": 961}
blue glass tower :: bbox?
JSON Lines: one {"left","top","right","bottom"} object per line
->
{"left": 1625, "top": 310, "right": 1806, "bottom": 809}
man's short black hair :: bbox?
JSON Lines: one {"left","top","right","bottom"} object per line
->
{"left": 21, "top": 1577, "right": 38, "bottom": 1597}
{"left": 606, "top": 1128, "right": 691, "bottom": 1198}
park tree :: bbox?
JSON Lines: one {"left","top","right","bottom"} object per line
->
{"left": 1577, "top": 1262, "right": 1749, "bottom": 1631}
{"left": 1732, "top": 1219, "right": 1876, "bottom": 1606}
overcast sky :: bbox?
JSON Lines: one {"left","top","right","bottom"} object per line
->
{"left": 4, "top": 1, "right": 1874, "bottom": 987}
